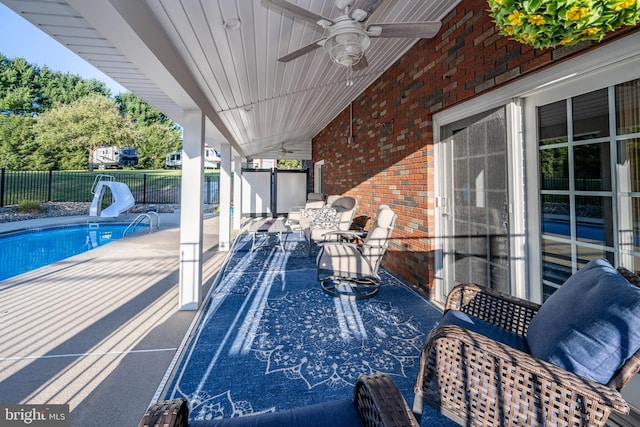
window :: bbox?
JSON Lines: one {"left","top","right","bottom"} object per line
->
{"left": 538, "top": 78, "right": 640, "bottom": 299}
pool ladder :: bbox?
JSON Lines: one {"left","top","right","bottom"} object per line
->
{"left": 123, "top": 212, "right": 160, "bottom": 237}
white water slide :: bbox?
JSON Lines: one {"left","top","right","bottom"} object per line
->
{"left": 89, "top": 178, "right": 135, "bottom": 218}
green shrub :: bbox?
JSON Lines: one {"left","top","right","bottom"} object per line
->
{"left": 17, "top": 200, "right": 44, "bottom": 213}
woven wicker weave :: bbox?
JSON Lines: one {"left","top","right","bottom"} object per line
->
{"left": 138, "top": 398, "right": 188, "bottom": 427}
{"left": 354, "top": 373, "right": 419, "bottom": 427}
{"left": 414, "top": 281, "right": 640, "bottom": 427}
{"left": 139, "top": 373, "right": 417, "bottom": 426}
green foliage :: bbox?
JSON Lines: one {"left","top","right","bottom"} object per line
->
{"left": 487, "top": 0, "right": 640, "bottom": 48}
{"left": 0, "top": 54, "right": 109, "bottom": 115}
{"left": 0, "top": 114, "right": 37, "bottom": 169}
{"left": 115, "top": 92, "right": 174, "bottom": 127}
{"left": 17, "top": 200, "right": 43, "bottom": 213}
{"left": 33, "top": 94, "right": 139, "bottom": 170}
{"left": 0, "top": 53, "right": 182, "bottom": 171}
{"left": 277, "top": 159, "right": 302, "bottom": 169}
{"left": 137, "top": 123, "right": 182, "bottom": 169}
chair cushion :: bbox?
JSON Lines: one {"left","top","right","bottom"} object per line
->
{"left": 439, "top": 310, "right": 530, "bottom": 353}
{"left": 317, "top": 244, "right": 375, "bottom": 279}
{"left": 331, "top": 197, "right": 356, "bottom": 212}
{"left": 190, "top": 399, "right": 363, "bottom": 427}
{"left": 527, "top": 258, "right": 640, "bottom": 384}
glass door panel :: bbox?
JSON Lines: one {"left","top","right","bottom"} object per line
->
{"left": 442, "top": 108, "right": 510, "bottom": 295}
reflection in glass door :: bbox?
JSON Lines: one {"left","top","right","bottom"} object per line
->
{"left": 440, "top": 108, "right": 511, "bottom": 296}
{"left": 538, "top": 80, "right": 640, "bottom": 300}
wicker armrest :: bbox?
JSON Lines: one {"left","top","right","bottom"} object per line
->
{"left": 138, "top": 399, "right": 188, "bottom": 427}
{"left": 415, "top": 325, "right": 629, "bottom": 427}
{"left": 445, "top": 283, "right": 540, "bottom": 336}
{"left": 354, "top": 373, "right": 419, "bottom": 427}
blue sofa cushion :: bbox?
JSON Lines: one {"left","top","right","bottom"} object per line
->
{"left": 526, "top": 258, "right": 640, "bottom": 384}
{"left": 190, "top": 399, "right": 363, "bottom": 427}
{"left": 439, "top": 310, "right": 530, "bottom": 353}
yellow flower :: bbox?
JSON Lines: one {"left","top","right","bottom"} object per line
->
{"left": 528, "top": 15, "right": 546, "bottom": 25}
{"left": 520, "top": 32, "right": 536, "bottom": 41}
{"left": 508, "top": 10, "right": 525, "bottom": 26}
{"left": 503, "top": 25, "right": 515, "bottom": 35}
{"left": 581, "top": 27, "right": 600, "bottom": 35}
{"left": 560, "top": 37, "right": 575, "bottom": 45}
{"left": 494, "top": 0, "right": 503, "bottom": 4}
{"left": 567, "top": 6, "right": 590, "bottom": 20}
{"left": 613, "top": 0, "right": 635, "bottom": 11}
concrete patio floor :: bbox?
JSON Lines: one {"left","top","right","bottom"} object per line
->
{"left": 0, "top": 212, "right": 233, "bottom": 426}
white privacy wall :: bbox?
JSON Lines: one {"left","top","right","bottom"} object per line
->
{"left": 276, "top": 172, "right": 307, "bottom": 215}
{"left": 241, "top": 170, "right": 272, "bottom": 216}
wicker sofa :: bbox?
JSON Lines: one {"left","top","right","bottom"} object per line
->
{"left": 138, "top": 372, "right": 418, "bottom": 427}
{"left": 413, "top": 259, "right": 640, "bottom": 427}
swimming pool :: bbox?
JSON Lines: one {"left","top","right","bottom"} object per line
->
{"left": 0, "top": 223, "right": 144, "bottom": 281}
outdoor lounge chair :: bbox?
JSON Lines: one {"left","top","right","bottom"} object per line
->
{"left": 316, "top": 205, "right": 396, "bottom": 299}
{"left": 302, "top": 196, "right": 358, "bottom": 253}
{"left": 138, "top": 372, "right": 419, "bottom": 427}
{"left": 413, "top": 259, "right": 640, "bottom": 427}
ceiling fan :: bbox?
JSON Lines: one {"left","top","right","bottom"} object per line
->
{"left": 277, "top": 142, "right": 295, "bottom": 157}
{"left": 259, "top": 141, "right": 302, "bottom": 158}
{"left": 261, "top": 0, "right": 442, "bottom": 70}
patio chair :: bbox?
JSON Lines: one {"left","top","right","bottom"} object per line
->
{"left": 138, "top": 372, "right": 419, "bottom": 427}
{"left": 316, "top": 205, "right": 396, "bottom": 299}
{"left": 287, "top": 192, "right": 326, "bottom": 232}
{"left": 413, "top": 258, "right": 640, "bottom": 427}
{"left": 302, "top": 196, "right": 358, "bottom": 253}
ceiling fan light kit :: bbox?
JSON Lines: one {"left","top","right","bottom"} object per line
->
{"left": 323, "top": 22, "right": 370, "bottom": 67}
{"left": 263, "top": 0, "right": 442, "bottom": 69}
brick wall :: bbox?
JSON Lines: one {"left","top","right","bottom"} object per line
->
{"left": 312, "top": 0, "right": 639, "bottom": 297}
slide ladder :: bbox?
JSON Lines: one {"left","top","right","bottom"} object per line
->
{"left": 89, "top": 180, "right": 135, "bottom": 217}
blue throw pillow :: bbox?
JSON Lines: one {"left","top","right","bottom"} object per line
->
{"left": 527, "top": 259, "right": 640, "bottom": 384}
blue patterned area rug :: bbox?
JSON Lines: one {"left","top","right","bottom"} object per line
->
{"left": 164, "top": 231, "right": 457, "bottom": 425}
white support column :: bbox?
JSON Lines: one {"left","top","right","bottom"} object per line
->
{"left": 218, "top": 142, "right": 232, "bottom": 251}
{"left": 178, "top": 109, "right": 205, "bottom": 310}
{"left": 233, "top": 154, "right": 242, "bottom": 231}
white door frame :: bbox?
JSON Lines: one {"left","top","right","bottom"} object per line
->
{"left": 314, "top": 160, "right": 325, "bottom": 194}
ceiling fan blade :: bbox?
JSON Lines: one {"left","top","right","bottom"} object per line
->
{"left": 277, "top": 39, "right": 325, "bottom": 62}
{"left": 261, "top": 0, "right": 332, "bottom": 26}
{"left": 368, "top": 21, "right": 442, "bottom": 38}
{"left": 353, "top": 0, "right": 385, "bottom": 20}
{"left": 352, "top": 53, "right": 368, "bottom": 71}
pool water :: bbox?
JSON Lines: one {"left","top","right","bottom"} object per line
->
{"left": 0, "top": 223, "right": 143, "bottom": 281}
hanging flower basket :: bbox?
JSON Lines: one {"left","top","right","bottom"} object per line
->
{"left": 487, "top": 0, "right": 640, "bottom": 48}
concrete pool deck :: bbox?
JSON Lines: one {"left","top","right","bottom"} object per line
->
{"left": 0, "top": 211, "right": 235, "bottom": 426}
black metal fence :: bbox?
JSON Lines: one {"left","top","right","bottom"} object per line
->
{"left": 0, "top": 169, "right": 220, "bottom": 207}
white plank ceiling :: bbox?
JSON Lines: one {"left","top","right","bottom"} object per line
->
{"left": 2, "top": 0, "right": 461, "bottom": 160}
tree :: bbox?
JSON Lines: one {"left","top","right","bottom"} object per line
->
{"left": 277, "top": 159, "right": 302, "bottom": 169}
{"left": 115, "top": 92, "right": 182, "bottom": 168}
{"left": 0, "top": 54, "right": 109, "bottom": 116}
{"left": 115, "top": 92, "right": 174, "bottom": 127}
{"left": 137, "top": 123, "right": 181, "bottom": 169}
{"left": 37, "top": 66, "right": 109, "bottom": 109}
{"left": 0, "top": 56, "right": 38, "bottom": 115}
{"left": 0, "top": 114, "right": 37, "bottom": 169}
{"left": 33, "top": 94, "right": 139, "bottom": 170}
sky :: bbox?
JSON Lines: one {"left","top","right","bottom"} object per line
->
{"left": 0, "top": 3, "right": 128, "bottom": 95}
